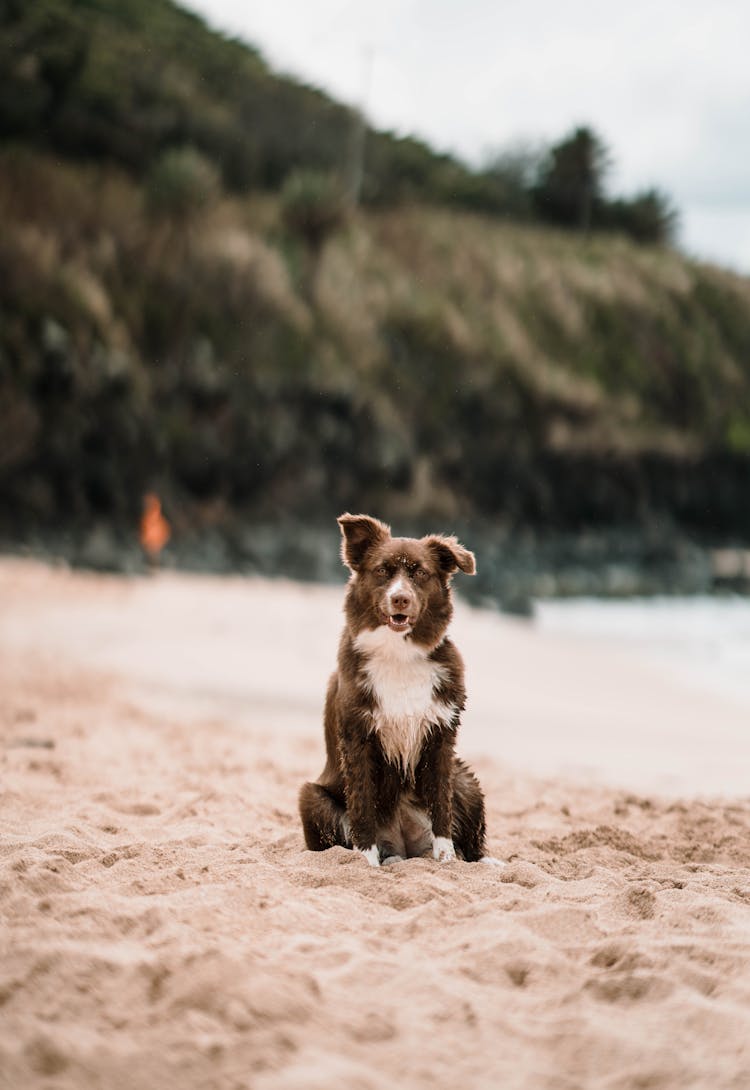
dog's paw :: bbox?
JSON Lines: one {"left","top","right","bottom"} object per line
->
{"left": 432, "top": 836, "right": 456, "bottom": 863}
{"left": 357, "top": 844, "right": 381, "bottom": 868}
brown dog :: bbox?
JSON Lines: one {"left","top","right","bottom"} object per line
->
{"left": 299, "top": 513, "right": 495, "bottom": 868}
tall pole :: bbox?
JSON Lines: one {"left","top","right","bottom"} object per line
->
{"left": 347, "top": 45, "right": 373, "bottom": 207}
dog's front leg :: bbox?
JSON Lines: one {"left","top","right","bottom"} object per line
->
{"left": 339, "top": 722, "right": 381, "bottom": 867}
{"left": 415, "top": 730, "right": 457, "bottom": 862}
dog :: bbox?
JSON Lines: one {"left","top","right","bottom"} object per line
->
{"left": 299, "top": 513, "right": 495, "bottom": 868}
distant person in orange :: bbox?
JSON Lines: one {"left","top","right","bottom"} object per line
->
{"left": 140, "top": 493, "right": 170, "bottom": 568}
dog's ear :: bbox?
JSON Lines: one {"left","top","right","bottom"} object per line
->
{"left": 337, "top": 513, "right": 391, "bottom": 571}
{"left": 424, "top": 534, "right": 476, "bottom": 578}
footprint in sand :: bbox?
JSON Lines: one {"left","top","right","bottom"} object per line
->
{"left": 24, "top": 1033, "right": 69, "bottom": 1076}
{"left": 585, "top": 972, "right": 673, "bottom": 1004}
{"left": 589, "top": 941, "right": 652, "bottom": 972}
{"left": 586, "top": 941, "right": 672, "bottom": 1004}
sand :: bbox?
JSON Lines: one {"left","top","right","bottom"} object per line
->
{"left": 1, "top": 558, "right": 750, "bottom": 1090}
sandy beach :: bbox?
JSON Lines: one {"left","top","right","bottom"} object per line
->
{"left": 1, "top": 558, "right": 750, "bottom": 1090}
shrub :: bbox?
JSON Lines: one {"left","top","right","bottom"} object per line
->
{"left": 605, "top": 188, "right": 679, "bottom": 245}
{"left": 145, "top": 146, "right": 220, "bottom": 222}
{"left": 280, "top": 169, "right": 347, "bottom": 257}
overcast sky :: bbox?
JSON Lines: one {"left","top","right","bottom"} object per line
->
{"left": 185, "top": 0, "right": 750, "bottom": 273}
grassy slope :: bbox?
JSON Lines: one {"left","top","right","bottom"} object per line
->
{"left": 0, "top": 0, "right": 480, "bottom": 202}
{"left": 2, "top": 149, "right": 750, "bottom": 539}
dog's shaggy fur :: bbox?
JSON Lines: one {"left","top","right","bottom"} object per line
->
{"left": 299, "top": 513, "right": 490, "bottom": 867}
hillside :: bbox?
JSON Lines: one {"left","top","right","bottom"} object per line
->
{"left": 2, "top": 0, "right": 750, "bottom": 584}
{"left": 3, "top": 148, "right": 750, "bottom": 526}
{"left": 0, "top": 0, "right": 502, "bottom": 209}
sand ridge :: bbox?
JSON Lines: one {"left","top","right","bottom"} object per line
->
{"left": 1, "top": 561, "right": 750, "bottom": 1089}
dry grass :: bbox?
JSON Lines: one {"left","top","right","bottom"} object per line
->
{"left": 3, "top": 148, "right": 750, "bottom": 528}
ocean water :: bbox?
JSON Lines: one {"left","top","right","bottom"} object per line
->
{"left": 535, "top": 595, "right": 750, "bottom": 712}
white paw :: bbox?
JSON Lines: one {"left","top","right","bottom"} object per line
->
{"left": 432, "top": 836, "right": 456, "bottom": 863}
{"left": 480, "top": 856, "right": 507, "bottom": 868}
{"left": 357, "top": 844, "right": 381, "bottom": 868}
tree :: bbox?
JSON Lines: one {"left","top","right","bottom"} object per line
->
{"left": 606, "top": 188, "right": 679, "bottom": 245}
{"left": 534, "top": 126, "right": 610, "bottom": 233}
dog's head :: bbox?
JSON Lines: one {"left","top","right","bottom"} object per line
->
{"left": 337, "top": 513, "right": 475, "bottom": 648}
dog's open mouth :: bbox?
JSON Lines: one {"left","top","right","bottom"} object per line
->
{"left": 387, "top": 613, "right": 413, "bottom": 633}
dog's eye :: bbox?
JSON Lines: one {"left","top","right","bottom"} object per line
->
{"left": 374, "top": 565, "right": 389, "bottom": 578}
{"left": 414, "top": 568, "right": 431, "bottom": 582}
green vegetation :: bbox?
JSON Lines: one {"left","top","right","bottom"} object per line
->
{"left": 1, "top": 0, "right": 749, "bottom": 545}
{"left": 280, "top": 171, "right": 347, "bottom": 256}
{"left": 280, "top": 169, "right": 348, "bottom": 299}
{"left": 530, "top": 127, "right": 675, "bottom": 244}
{"left": 145, "top": 146, "right": 220, "bottom": 222}
{"left": 1, "top": 0, "right": 674, "bottom": 243}
{"left": 2, "top": 145, "right": 750, "bottom": 538}
{"left": 0, "top": 0, "right": 496, "bottom": 211}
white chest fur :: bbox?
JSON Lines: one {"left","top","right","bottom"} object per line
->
{"left": 354, "top": 627, "right": 455, "bottom": 778}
